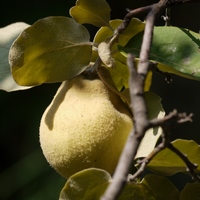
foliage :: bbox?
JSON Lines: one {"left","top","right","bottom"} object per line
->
{"left": 147, "top": 140, "right": 200, "bottom": 176}
{"left": 9, "top": 17, "right": 92, "bottom": 86}
{"left": 60, "top": 168, "right": 181, "bottom": 200}
{"left": 1, "top": 0, "right": 200, "bottom": 199}
{"left": 0, "top": 22, "right": 30, "bottom": 91}
{"left": 119, "top": 26, "right": 200, "bottom": 80}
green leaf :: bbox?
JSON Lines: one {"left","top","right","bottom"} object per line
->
{"left": 94, "top": 18, "right": 145, "bottom": 46}
{"left": 59, "top": 168, "right": 111, "bottom": 200}
{"left": 181, "top": 182, "right": 200, "bottom": 200}
{"left": 147, "top": 139, "right": 200, "bottom": 176}
{"left": 135, "top": 92, "right": 165, "bottom": 159}
{"left": 119, "top": 26, "right": 200, "bottom": 80}
{"left": 114, "top": 175, "right": 179, "bottom": 199}
{"left": 97, "top": 63, "right": 152, "bottom": 110}
{"left": 0, "top": 22, "right": 31, "bottom": 92}
{"left": 96, "top": 51, "right": 131, "bottom": 92}
{"left": 69, "top": 0, "right": 111, "bottom": 28}
{"left": 59, "top": 169, "right": 179, "bottom": 200}
{"left": 118, "top": 90, "right": 165, "bottom": 159}
{"left": 9, "top": 16, "right": 92, "bottom": 86}
{"left": 88, "top": 64, "right": 162, "bottom": 160}
{"left": 107, "top": 54, "right": 152, "bottom": 92}
{"left": 97, "top": 66, "right": 131, "bottom": 107}
{"left": 140, "top": 174, "right": 180, "bottom": 200}
{"left": 98, "top": 56, "right": 152, "bottom": 93}
{"left": 107, "top": 60, "right": 130, "bottom": 91}
{"left": 93, "top": 19, "right": 146, "bottom": 92}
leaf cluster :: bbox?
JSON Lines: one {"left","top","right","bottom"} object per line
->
{"left": 1, "top": 0, "right": 200, "bottom": 199}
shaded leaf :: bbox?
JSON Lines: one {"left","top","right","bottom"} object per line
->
{"left": 135, "top": 92, "right": 165, "bottom": 159}
{"left": 59, "top": 169, "right": 179, "bottom": 200}
{"left": 9, "top": 16, "right": 92, "bottom": 86}
{"left": 181, "top": 182, "right": 200, "bottom": 200}
{"left": 70, "top": 0, "right": 111, "bottom": 27}
{"left": 59, "top": 168, "right": 111, "bottom": 200}
{"left": 118, "top": 175, "right": 179, "bottom": 199}
{"left": 147, "top": 139, "right": 200, "bottom": 176}
{"left": 119, "top": 26, "right": 200, "bottom": 80}
{"left": 0, "top": 22, "right": 31, "bottom": 92}
{"left": 140, "top": 174, "right": 180, "bottom": 200}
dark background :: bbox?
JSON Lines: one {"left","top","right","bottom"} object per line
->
{"left": 1, "top": 0, "right": 200, "bottom": 199}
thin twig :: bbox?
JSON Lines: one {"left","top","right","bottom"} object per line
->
{"left": 109, "top": 0, "right": 200, "bottom": 48}
{"left": 149, "top": 109, "right": 193, "bottom": 127}
{"left": 108, "top": 4, "right": 154, "bottom": 47}
{"left": 128, "top": 109, "right": 193, "bottom": 182}
{"left": 128, "top": 131, "right": 169, "bottom": 182}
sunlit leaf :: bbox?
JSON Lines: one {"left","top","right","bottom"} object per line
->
{"left": 94, "top": 19, "right": 148, "bottom": 92}
{"left": 59, "top": 168, "right": 111, "bottom": 200}
{"left": 135, "top": 92, "right": 165, "bottom": 159}
{"left": 94, "top": 18, "right": 145, "bottom": 46}
{"left": 109, "top": 54, "right": 152, "bottom": 92}
{"left": 70, "top": 0, "right": 111, "bottom": 27}
{"left": 97, "top": 53, "right": 130, "bottom": 92}
{"left": 9, "top": 16, "right": 92, "bottom": 86}
{"left": 97, "top": 66, "right": 131, "bottom": 107}
{"left": 181, "top": 182, "right": 200, "bottom": 200}
{"left": 107, "top": 60, "right": 130, "bottom": 91}
{"left": 0, "top": 22, "right": 31, "bottom": 92}
{"left": 119, "top": 26, "right": 200, "bottom": 80}
{"left": 97, "top": 51, "right": 152, "bottom": 94}
{"left": 147, "top": 139, "right": 200, "bottom": 176}
{"left": 98, "top": 41, "right": 114, "bottom": 67}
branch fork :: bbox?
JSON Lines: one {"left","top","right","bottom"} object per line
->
{"left": 101, "top": 1, "right": 200, "bottom": 199}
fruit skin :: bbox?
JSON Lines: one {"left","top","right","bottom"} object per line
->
{"left": 39, "top": 74, "right": 133, "bottom": 179}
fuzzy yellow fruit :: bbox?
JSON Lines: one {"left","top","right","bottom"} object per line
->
{"left": 39, "top": 74, "right": 133, "bottom": 179}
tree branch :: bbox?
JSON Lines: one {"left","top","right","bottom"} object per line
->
{"left": 149, "top": 109, "right": 193, "bottom": 127}
{"left": 101, "top": 0, "right": 200, "bottom": 199}
{"left": 128, "top": 131, "right": 169, "bottom": 182}
{"left": 101, "top": 1, "right": 169, "bottom": 200}
{"left": 128, "top": 109, "right": 193, "bottom": 182}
